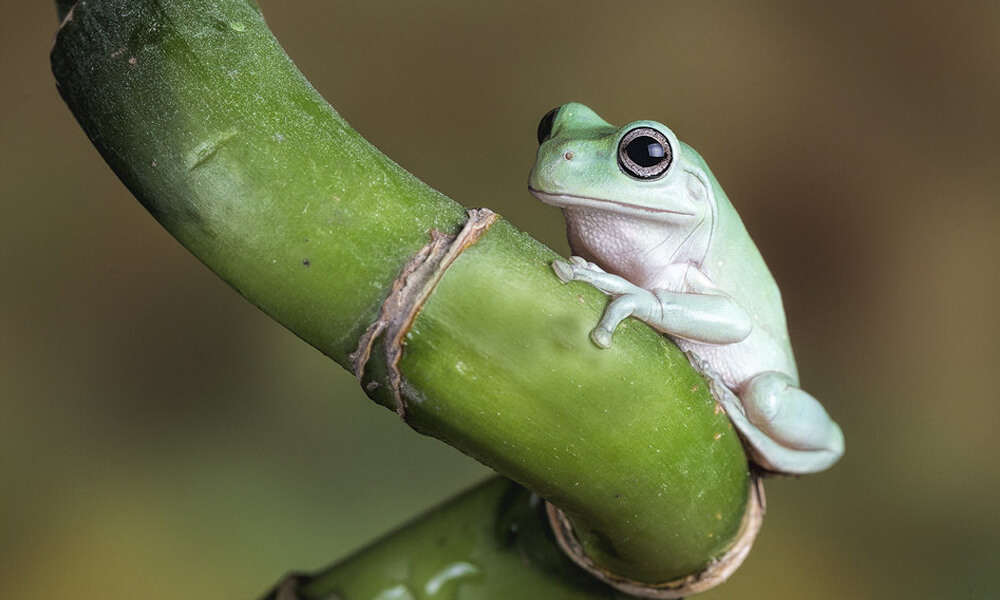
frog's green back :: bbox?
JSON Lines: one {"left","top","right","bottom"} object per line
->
{"left": 680, "top": 141, "right": 798, "bottom": 381}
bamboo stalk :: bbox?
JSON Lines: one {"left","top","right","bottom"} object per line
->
{"left": 52, "top": 1, "right": 758, "bottom": 594}
{"left": 264, "top": 477, "right": 623, "bottom": 600}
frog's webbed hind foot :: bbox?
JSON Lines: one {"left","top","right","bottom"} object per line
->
{"left": 694, "top": 359, "right": 844, "bottom": 475}
{"left": 739, "top": 372, "right": 843, "bottom": 474}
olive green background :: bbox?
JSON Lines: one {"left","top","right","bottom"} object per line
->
{"left": 2, "top": 1, "right": 998, "bottom": 598}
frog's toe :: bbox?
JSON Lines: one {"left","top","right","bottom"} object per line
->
{"left": 552, "top": 260, "right": 575, "bottom": 283}
{"left": 590, "top": 326, "right": 614, "bottom": 349}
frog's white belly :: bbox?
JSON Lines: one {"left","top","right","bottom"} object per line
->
{"left": 673, "top": 328, "right": 797, "bottom": 392}
{"left": 562, "top": 207, "right": 798, "bottom": 390}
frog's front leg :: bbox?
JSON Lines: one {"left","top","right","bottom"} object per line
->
{"left": 553, "top": 258, "right": 753, "bottom": 348}
{"left": 553, "top": 258, "right": 663, "bottom": 347}
{"left": 733, "top": 372, "right": 844, "bottom": 474}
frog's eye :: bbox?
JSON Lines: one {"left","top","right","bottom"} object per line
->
{"left": 618, "top": 127, "right": 672, "bottom": 180}
{"left": 537, "top": 107, "right": 560, "bottom": 145}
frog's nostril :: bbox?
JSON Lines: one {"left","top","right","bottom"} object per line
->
{"left": 564, "top": 151, "right": 574, "bottom": 160}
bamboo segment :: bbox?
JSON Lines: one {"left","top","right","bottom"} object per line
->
{"left": 52, "top": 1, "right": 757, "bottom": 594}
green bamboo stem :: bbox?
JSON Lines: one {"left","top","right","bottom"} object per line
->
{"left": 264, "top": 477, "right": 622, "bottom": 600}
{"left": 52, "top": 0, "right": 758, "bottom": 594}
{"left": 385, "top": 219, "right": 754, "bottom": 585}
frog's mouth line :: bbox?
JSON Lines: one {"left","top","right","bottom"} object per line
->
{"left": 528, "top": 188, "right": 695, "bottom": 217}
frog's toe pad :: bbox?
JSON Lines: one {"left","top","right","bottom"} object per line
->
{"left": 552, "top": 260, "right": 575, "bottom": 283}
{"left": 590, "top": 327, "right": 613, "bottom": 348}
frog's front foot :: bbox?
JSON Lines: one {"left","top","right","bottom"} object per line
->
{"left": 552, "top": 256, "right": 605, "bottom": 283}
{"left": 551, "top": 259, "right": 576, "bottom": 284}
{"left": 551, "top": 258, "right": 657, "bottom": 349}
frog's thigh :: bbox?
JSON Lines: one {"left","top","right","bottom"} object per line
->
{"left": 742, "top": 372, "right": 843, "bottom": 453}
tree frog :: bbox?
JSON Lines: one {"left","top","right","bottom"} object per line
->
{"left": 528, "top": 103, "right": 843, "bottom": 475}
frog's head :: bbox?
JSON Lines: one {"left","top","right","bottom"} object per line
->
{"left": 528, "top": 103, "right": 714, "bottom": 227}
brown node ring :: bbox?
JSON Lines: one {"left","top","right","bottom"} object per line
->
{"left": 350, "top": 208, "right": 499, "bottom": 420}
{"left": 545, "top": 474, "right": 765, "bottom": 598}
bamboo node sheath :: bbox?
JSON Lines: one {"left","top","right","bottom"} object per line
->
{"left": 546, "top": 475, "right": 765, "bottom": 598}
{"left": 350, "top": 208, "right": 500, "bottom": 420}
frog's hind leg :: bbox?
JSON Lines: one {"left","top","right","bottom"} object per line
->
{"left": 730, "top": 372, "right": 844, "bottom": 475}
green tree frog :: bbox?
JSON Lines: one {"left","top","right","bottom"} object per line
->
{"left": 528, "top": 103, "right": 843, "bottom": 475}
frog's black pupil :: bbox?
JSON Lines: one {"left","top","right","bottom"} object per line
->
{"left": 625, "top": 136, "right": 667, "bottom": 168}
{"left": 537, "top": 107, "right": 560, "bottom": 145}
{"left": 617, "top": 127, "right": 672, "bottom": 179}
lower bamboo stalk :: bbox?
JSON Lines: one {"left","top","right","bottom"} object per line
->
{"left": 263, "top": 478, "right": 623, "bottom": 600}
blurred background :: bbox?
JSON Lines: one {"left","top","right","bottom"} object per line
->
{"left": 2, "top": 1, "right": 998, "bottom": 598}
